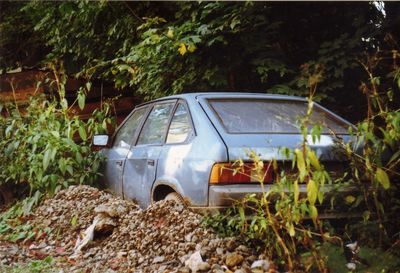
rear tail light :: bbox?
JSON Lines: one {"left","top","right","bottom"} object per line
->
{"left": 209, "top": 162, "right": 274, "bottom": 185}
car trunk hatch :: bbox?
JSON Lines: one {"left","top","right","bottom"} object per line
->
{"left": 198, "top": 95, "right": 355, "bottom": 182}
{"left": 223, "top": 133, "right": 351, "bottom": 180}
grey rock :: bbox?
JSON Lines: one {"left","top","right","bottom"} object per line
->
{"left": 251, "top": 259, "right": 270, "bottom": 272}
{"left": 153, "top": 255, "right": 165, "bottom": 263}
{"left": 185, "top": 251, "right": 211, "bottom": 272}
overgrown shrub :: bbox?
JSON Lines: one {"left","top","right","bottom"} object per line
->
{"left": 0, "top": 90, "right": 113, "bottom": 195}
{"left": 338, "top": 51, "right": 400, "bottom": 248}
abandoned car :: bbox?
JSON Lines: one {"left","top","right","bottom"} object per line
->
{"left": 93, "top": 93, "right": 354, "bottom": 211}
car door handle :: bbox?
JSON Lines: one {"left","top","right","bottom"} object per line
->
{"left": 116, "top": 160, "right": 123, "bottom": 166}
{"left": 147, "top": 159, "right": 155, "bottom": 166}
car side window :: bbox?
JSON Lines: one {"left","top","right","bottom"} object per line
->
{"left": 113, "top": 107, "right": 147, "bottom": 149}
{"left": 166, "top": 104, "right": 193, "bottom": 144}
{"left": 137, "top": 102, "right": 175, "bottom": 145}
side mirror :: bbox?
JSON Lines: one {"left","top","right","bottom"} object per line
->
{"left": 93, "top": 135, "right": 109, "bottom": 147}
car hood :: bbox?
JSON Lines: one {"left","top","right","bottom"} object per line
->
{"left": 222, "top": 133, "right": 353, "bottom": 161}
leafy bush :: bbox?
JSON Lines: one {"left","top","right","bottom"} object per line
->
{"left": 337, "top": 51, "right": 400, "bottom": 248}
{"left": 0, "top": 86, "right": 113, "bottom": 195}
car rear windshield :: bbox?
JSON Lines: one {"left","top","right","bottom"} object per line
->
{"left": 208, "top": 99, "right": 349, "bottom": 134}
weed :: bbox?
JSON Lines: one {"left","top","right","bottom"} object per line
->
{"left": 0, "top": 256, "right": 56, "bottom": 273}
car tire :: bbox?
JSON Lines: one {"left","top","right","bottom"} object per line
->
{"left": 164, "top": 192, "right": 185, "bottom": 205}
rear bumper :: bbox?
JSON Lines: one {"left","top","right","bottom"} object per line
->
{"left": 194, "top": 184, "right": 362, "bottom": 219}
{"left": 208, "top": 184, "right": 273, "bottom": 207}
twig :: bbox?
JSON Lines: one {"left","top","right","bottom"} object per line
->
{"left": 8, "top": 78, "right": 20, "bottom": 116}
{"left": 123, "top": 2, "right": 144, "bottom": 23}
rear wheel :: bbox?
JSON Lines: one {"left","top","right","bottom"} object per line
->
{"left": 164, "top": 192, "right": 185, "bottom": 205}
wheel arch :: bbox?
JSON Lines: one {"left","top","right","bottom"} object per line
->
{"left": 151, "top": 178, "right": 185, "bottom": 203}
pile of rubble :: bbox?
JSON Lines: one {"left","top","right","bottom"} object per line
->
{"left": 1, "top": 186, "right": 274, "bottom": 272}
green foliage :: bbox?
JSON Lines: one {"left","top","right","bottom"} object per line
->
{"left": 0, "top": 84, "right": 113, "bottom": 194}
{"left": 320, "top": 243, "right": 400, "bottom": 273}
{"left": 337, "top": 50, "right": 400, "bottom": 247}
{"left": 22, "top": 1, "right": 140, "bottom": 73}
{"left": 0, "top": 2, "right": 46, "bottom": 71}
{"left": 0, "top": 256, "right": 56, "bottom": 273}
{"left": 0, "top": 193, "right": 49, "bottom": 243}
{"left": 3, "top": 1, "right": 397, "bottom": 121}
{"left": 105, "top": 2, "right": 384, "bottom": 102}
{"left": 0, "top": 71, "right": 114, "bottom": 242}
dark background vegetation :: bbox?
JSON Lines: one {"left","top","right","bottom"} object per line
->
{"left": 1, "top": 1, "right": 399, "bottom": 122}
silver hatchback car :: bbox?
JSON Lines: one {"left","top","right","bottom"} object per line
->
{"left": 93, "top": 93, "right": 353, "bottom": 210}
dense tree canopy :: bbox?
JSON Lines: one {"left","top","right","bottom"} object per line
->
{"left": 1, "top": 1, "right": 399, "bottom": 121}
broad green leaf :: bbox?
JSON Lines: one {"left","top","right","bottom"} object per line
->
{"left": 307, "top": 179, "right": 317, "bottom": 205}
{"left": 85, "top": 82, "right": 92, "bottom": 91}
{"left": 76, "top": 152, "right": 83, "bottom": 164}
{"left": 375, "top": 168, "right": 390, "bottom": 189}
{"left": 307, "top": 150, "right": 321, "bottom": 170}
{"left": 167, "top": 28, "right": 174, "bottom": 38}
{"left": 66, "top": 165, "right": 74, "bottom": 176}
{"left": 43, "top": 149, "right": 51, "bottom": 171}
{"left": 78, "top": 92, "right": 85, "bottom": 110}
{"left": 78, "top": 125, "right": 87, "bottom": 141}
{"left": 295, "top": 149, "right": 307, "bottom": 182}
{"left": 317, "top": 191, "right": 324, "bottom": 205}
{"left": 5, "top": 123, "right": 14, "bottom": 138}
{"left": 293, "top": 180, "right": 299, "bottom": 205}
{"left": 309, "top": 205, "right": 318, "bottom": 221}
{"left": 50, "top": 147, "right": 57, "bottom": 161}
{"left": 59, "top": 158, "right": 66, "bottom": 175}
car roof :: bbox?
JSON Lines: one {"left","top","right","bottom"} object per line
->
{"left": 137, "top": 92, "right": 307, "bottom": 107}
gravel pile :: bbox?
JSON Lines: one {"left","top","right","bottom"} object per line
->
{"left": 0, "top": 186, "right": 274, "bottom": 272}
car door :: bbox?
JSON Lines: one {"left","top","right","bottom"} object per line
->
{"left": 103, "top": 106, "right": 148, "bottom": 196}
{"left": 122, "top": 100, "right": 176, "bottom": 207}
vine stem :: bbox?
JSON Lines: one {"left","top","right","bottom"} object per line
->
{"left": 8, "top": 79, "right": 21, "bottom": 116}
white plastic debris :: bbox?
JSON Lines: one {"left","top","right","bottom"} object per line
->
{"left": 184, "top": 251, "right": 210, "bottom": 272}
{"left": 71, "top": 217, "right": 99, "bottom": 257}
{"left": 346, "top": 241, "right": 359, "bottom": 253}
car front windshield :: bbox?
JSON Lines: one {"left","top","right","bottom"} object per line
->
{"left": 208, "top": 99, "right": 349, "bottom": 134}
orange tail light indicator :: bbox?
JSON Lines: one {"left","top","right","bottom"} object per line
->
{"left": 209, "top": 162, "right": 274, "bottom": 185}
